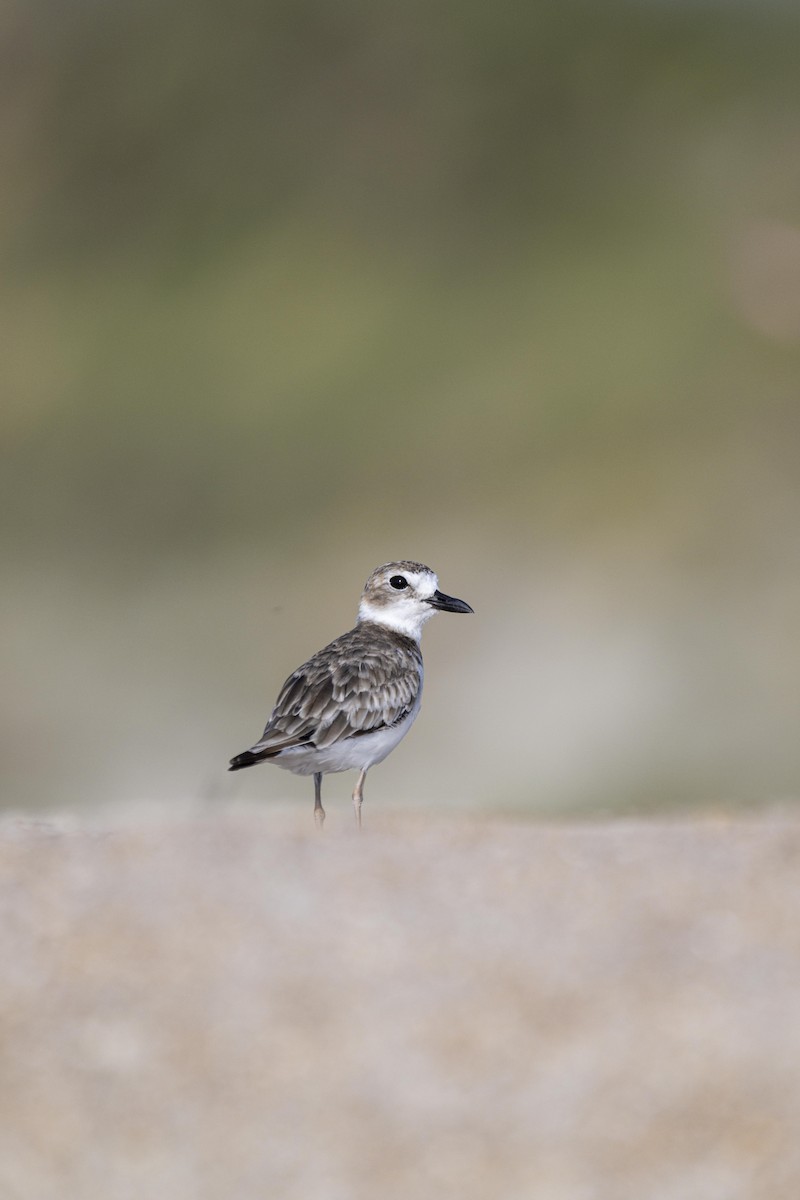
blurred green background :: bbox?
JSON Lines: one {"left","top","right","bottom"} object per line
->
{"left": 3, "top": 0, "right": 800, "bottom": 816}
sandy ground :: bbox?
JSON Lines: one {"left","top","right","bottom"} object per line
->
{"left": 0, "top": 804, "right": 798, "bottom": 1200}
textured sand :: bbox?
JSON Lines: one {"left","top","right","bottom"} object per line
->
{"left": 1, "top": 806, "right": 798, "bottom": 1200}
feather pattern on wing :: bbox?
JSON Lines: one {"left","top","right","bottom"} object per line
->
{"left": 245, "top": 622, "right": 423, "bottom": 759}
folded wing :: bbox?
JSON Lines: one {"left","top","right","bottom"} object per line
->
{"left": 241, "top": 627, "right": 422, "bottom": 762}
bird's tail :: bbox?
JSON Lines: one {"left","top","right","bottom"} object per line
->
{"left": 229, "top": 731, "right": 303, "bottom": 771}
{"left": 228, "top": 749, "right": 263, "bottom": 772}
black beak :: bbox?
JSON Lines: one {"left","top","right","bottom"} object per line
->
{"left": 427, "top": 589, "right": 474, "bottom": 614}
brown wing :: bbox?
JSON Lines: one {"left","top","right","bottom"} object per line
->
{"left": 246, "top": 625, "right": 422, "bottom": 757}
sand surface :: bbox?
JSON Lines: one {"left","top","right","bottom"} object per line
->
{"left": 1, "top": 805, "right": 798, "bottom": 1199}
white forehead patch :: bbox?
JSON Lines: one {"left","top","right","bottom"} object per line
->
{"left": 402, "top": 570, "right": 438, "bottom": 598}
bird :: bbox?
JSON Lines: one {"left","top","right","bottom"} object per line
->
{"left": 228, "top": 561, "right": 473, "bottom": 827}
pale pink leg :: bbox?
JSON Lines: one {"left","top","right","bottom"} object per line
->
{"left": 352, "top": 768, "right": 367, "bottom": 829}
{"left": 313, "top": 772, "right": 325, "bottom": 830}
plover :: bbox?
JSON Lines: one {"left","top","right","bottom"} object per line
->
{"left": 229, "top": 561, "right": 473, "bottom": 827}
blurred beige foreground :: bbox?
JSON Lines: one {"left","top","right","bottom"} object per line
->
{"left": 1, "top": 806, "right": 798, "bottom": 1200}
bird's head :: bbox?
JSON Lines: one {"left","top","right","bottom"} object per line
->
{"left": 357, "top": 561, "right": 473, "bottom": 640}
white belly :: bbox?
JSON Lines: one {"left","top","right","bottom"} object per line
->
{"left": 271, "top": 701, "right": 421, "bottom": 777}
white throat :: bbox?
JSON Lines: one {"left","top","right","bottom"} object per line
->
{"left": 357, "top": 598, "right": 434, "bottom": 641}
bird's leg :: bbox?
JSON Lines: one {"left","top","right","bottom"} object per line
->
{"left": 313, "top": 772, "right": 325, "bottom": 830}
{"left": 352, "top": 768, "right": 367, "bottom": 829}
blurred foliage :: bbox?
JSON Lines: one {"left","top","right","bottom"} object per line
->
{"left": 2, "top": 0, "right": 800, "bottom": 810}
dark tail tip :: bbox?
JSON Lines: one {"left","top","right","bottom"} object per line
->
{"left": 228, "top": 749, "right": 259, "bottom": 772}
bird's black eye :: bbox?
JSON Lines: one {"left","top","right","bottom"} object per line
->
{"left": 389, "top": 575, "right": 408, "bottom": 590}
